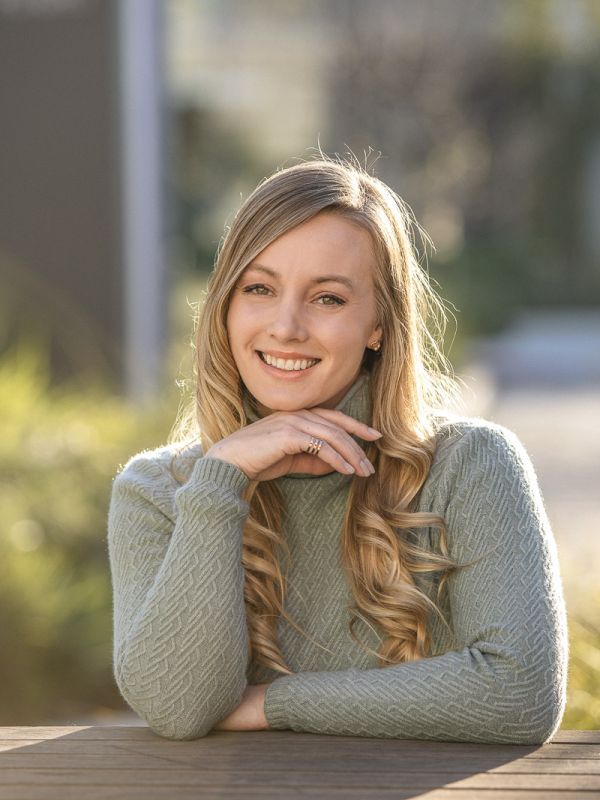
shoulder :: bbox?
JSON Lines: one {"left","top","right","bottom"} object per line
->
{"left": 432, "top": 410, "right": 525, "bottom": 449}
{"left": 428, "top": 412, "right": 533, "bottom": 484}
{"left": 108, "top": 443, "right": 200, "bottom": 537}
{"left": 112, "top": 441, "right": 204, "bottom": 506}
{"left": 425, "top": 415, "right": 549, "bottom": 560}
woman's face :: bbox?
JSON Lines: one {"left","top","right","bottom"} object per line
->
{"left": 226, "top": 211, "right": 383, "bottom": 417}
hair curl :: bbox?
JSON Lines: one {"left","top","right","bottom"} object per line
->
{"left": 168, "top": 151, "right": 482, "bottom": 676}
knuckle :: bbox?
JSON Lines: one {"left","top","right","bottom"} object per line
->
{"left": 329, "top": 428, "right": 345, "bottom": 443}
{"left": 278, "top": 416, "right": 292, "bottom": 427}
{"left": 273, "top": 410, "right": 294, "bottom": 424}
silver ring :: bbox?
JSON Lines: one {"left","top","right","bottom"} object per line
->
{"left": 305, "top": 436, "right": 324, "bottom": 455}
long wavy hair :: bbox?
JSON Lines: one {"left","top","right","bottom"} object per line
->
{"left": 168, "top": 153, "right": 479, "bottom": 675}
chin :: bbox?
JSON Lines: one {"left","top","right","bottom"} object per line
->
{"left": 253, "top": 391, "right": 311, "bottom": 411}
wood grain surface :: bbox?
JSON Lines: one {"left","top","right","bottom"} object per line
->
{"left": 0, "top": 727, "right": 597, "bottom": 799}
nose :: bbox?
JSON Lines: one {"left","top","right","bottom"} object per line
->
{"left": 264, "top": 297, "right": 309, "bottom": 342}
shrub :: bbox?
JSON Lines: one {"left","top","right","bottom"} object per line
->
{"left": 0, "top": 340, "right": 176, "bottom": 723}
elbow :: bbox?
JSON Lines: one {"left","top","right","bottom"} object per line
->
{"left": 117, "top": 686, "right": 231, "bottom": 741}
{"left": 503, "top": 692, "right": 565, "bottom": 745}
{"left": 462, "top": 696, "right": 564, "bottom": 745}
{"left": 508, "top": 645, "right": 568, "bottom": 744}
{"left": 489, "top": 664, "right": 567, "bottom": 745}
{"left": 144, "top": 691, "right": 249, "bottom": 740}
{"left": 144, "top": 716, "right": 213, "bottom": 742}
{"left": 468, "top": 627, "right": 568, "bottom": 744}
{"left": 498, "top": 710, "right": 563, "bottom": 746}
{"left": 466, "top": 642, "right": 567, "bottom": 744}
{"left": 114, "top": 662, "right": 246, "bottom": 741}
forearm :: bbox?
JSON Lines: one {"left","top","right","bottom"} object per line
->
{"left": 264, "top": 641, "right": 563, "bottom": 744}
{"left": 110, "top": 456, "right": 252, "bottom": 740}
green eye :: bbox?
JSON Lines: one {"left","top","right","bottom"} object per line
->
{"left": 243, "top": 285, "right": 269, "bottom": 295}
{"left": 242, "top": 284, "right": 346, "bottom": 307}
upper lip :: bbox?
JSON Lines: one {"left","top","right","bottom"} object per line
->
{"left": 257, "top": 350, "right": 320, "bottom": 360}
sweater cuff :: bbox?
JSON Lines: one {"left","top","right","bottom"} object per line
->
{"left": 187, "top": 456, "right": 250, "bottom": 495}
{"left": 264, "top": 676, "right": 295, "bottom": 730}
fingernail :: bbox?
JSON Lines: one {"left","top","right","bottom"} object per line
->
{"left": 361, "top": 459, "right": 374, "bottom": 475}
{"left": 368, "top": 427, "right": 383, "bottom": 437}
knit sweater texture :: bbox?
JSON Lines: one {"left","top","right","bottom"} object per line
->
{"left": 107, "top": 369, "right": 568, "bottom": 742}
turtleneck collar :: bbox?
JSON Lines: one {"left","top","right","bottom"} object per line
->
{"left": 242, "top": 369, "right": 373, "bottom": 479}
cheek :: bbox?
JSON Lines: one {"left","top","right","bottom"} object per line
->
{"left": 226, "top": 304, "right": 258, "bottom": 355}
{"left": 225, "top": 300, "right": 244, "bottom": 340}
{"left": 326, "top": 318, "right": 365, "bottom": 346}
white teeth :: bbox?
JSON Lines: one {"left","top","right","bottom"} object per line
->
{"left": 260, "top": 352, "right": 318, "bottom": 371}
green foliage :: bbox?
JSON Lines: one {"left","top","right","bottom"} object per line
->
{"left": 0, "top": 339, "right": 175, "bottom": 723}
{"left": 430, "top": 236, "right": 530, "bottom": 340}
{"left": 563, "top": 590, "right": 600, "bottom": 730}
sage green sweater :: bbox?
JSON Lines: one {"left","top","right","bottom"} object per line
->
{"left": 107, "top": 370, "right": 568, "bottom": 743}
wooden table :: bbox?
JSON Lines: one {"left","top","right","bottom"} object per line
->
{"left": 0, "top": 727, "right": 597, "bottom": 799}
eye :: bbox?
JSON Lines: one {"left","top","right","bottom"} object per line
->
{"left": 242, "top": 284, "right": 270, "bottom": 296}
{"left": 241, "top": 284, "right": 346, "bottom": 307}
{"left": 315, "top": 294, "right": 346, "bottom": 306}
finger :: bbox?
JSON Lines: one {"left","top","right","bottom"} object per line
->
{"left": 295, "top": 410, "right": 377, "bottom": 467}
{"left": 303, "top": 407, "right": 382, "bottom": 440}
{"left": 293, "top": 430, "right": 358, "bottom": 475}
{"left": 290, "top": 417, "right": 374, "bottom": 475}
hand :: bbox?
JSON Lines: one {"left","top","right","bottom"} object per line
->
{"left": 212, "top": 683, "right": 271, "bottom": 732}
{"left": 204, "top": 406, "right": 382, "bottom": 482}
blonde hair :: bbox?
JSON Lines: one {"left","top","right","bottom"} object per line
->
{"left": 169, "top": 153, "right": 479, "bottom": 675}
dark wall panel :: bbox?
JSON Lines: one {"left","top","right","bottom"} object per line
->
{"left": 0, "top": 0, "right": 123, "bottom": 385}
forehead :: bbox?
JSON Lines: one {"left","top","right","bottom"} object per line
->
{"left": 245, "top": 213, "right": 376, "bottom": 284}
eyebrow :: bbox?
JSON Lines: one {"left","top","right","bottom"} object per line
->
{"left": 245, "top": 263, "right": 355, "bottom": 291}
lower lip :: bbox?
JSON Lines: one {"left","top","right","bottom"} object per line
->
{"left": 256, "top": 351, "right": 320, "bottom": 379}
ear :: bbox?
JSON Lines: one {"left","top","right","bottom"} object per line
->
{"left": 370, "top": 323, "right": 383, "bottom": 339}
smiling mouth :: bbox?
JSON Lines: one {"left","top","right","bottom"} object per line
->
{"left": 256, "top": 351, "right": 321, "bottom": 372}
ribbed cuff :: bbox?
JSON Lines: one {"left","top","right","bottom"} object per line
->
{"left": 264, "top": 677, "right": 294, "bottom": 730}
{"left": 187, "top": 456, "right": 251, "bottom": 495}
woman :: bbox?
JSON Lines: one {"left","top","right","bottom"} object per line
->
{"left": 107, "top": 155, "right": 568, "bottom": 743}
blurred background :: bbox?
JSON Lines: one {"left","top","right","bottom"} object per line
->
{"left": 1, "top": 0, "right": 598, "bottom": 729}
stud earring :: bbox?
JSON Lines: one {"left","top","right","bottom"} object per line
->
{"left": 368, "top": 340, "right": 381, "bottom": 351}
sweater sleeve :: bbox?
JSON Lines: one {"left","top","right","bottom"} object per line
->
{"left": 107, "top": 450, "right": 251, "bottom": 740}
{"left": 263, "top": 423, "right": 569, "bottom": 744}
